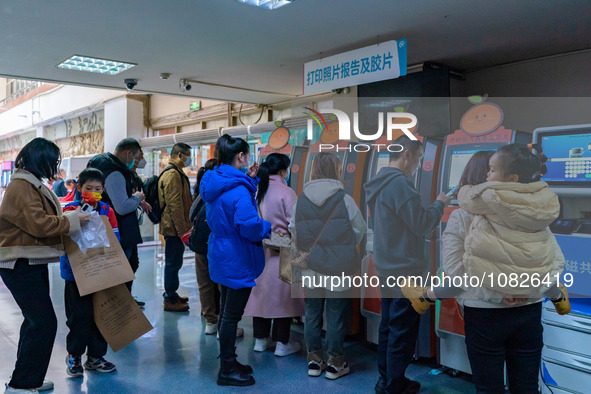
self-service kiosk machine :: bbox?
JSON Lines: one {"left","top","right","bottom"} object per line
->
{"left": 436, "top": 126, "right": 530, "bottom": 374}
{"left": 361, "top": 134, "right": 443, "bottom": 358}
{"left": 532, "top": 124, "right": 591, "bottom": 394}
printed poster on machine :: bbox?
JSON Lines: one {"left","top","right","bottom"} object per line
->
{"left": 63, "top": 216, "right": 136, "bottom": 296}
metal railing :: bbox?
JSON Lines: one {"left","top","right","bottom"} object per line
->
{"left": 0, "top": 81, "right": 43, "bottom": 107}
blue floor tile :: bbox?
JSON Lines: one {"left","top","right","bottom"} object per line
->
{"left": 0, "top": 247, "right": 474, "bottom": 393}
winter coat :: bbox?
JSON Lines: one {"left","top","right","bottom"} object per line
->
{"left": 443, "top": 208, "right": 565, "bottom": 307}
{"left": 0, "top": 169, "right": 80, "bottom": 265}
{"left": 87, "top": 153, "right": 142, "bottom": 249}
{"left": 290, "top": 179, "right": 366, "bottom": 291}
{"left": 364, "top": 167, "right": 444, "bottom": 279}
{"left": 60, "top": 201, "right": 120, "bottom": 282}
{"left": 454, "top": 181, "right": 563, "bottom": 296}
{"left": 244, "top": 175, "right": 305, "bottom": 318}
{"left": 200, "top": 164, "right": 272, "bottom": 289}
{"left": 158, "top": 162, "right": 192, "bottom": 237}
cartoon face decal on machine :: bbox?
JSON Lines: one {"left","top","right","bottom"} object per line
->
{"left": 460, "top": 95, "right": 504, "bottom": 136}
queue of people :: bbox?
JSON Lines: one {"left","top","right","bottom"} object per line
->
{"left": 0, "top": 133, "right": 569, "bottom": 393}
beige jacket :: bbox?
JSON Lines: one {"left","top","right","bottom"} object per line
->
{"left": 0, "top": 169, "right": 80, "bottom": 261}
{"left": 158, "top": 162, "right": 192, "bottom": 237}
{"left": 456, "top": 181, "right": 563, "bottom": 296}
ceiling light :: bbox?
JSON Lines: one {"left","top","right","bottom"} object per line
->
{"left": 237, "top": 0, "right": 294, "bottom": 10}
{"left": 57, "top": 55, "right": 136, "bottom": 75}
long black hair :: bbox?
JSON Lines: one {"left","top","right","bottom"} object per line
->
{"left": 193, "top": 158, "right": 218, "bottom": 199}
{"left": 256, "top": 153, "right": 290, "bottom": 205}
{"left": 496, "top": 143, "right": 546, "bottom": 183}
{"left": 15, "top": 137, "right": 61, "bottom": 180}
{"left": 215, "top": 134, "right": 250, "bottom": 165}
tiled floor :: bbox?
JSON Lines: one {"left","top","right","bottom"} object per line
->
{"left": 0, "top": 247, "right": 474, "bottom": 393}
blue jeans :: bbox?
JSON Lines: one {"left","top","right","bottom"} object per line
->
{"left": 163, "top": 236, "right": 185, "bottom": 302}
{"left": 304, "top": 287, "right": 351, "bottom": 367}
{"left": 464, "top": 303, "right": 543, "bottom": 394}
{"left": 377, "top": 293, "right": 421, "bottom": 393}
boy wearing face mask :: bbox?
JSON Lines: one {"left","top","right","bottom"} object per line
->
{"left": 158, "top": 143, "right": 194, "bottom": 312}
{"left": 60, "top": 168, "right": 119, "bottom": 378}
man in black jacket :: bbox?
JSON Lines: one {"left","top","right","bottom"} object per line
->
{"left": 364, "top": 136, "right": 451, "bottom": 394}
{"left": 87, "top": 138, "right": 151, "bottom": 294}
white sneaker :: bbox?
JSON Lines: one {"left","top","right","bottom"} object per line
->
{"left": 4, "top": 384, "right": 38, "bottom": 393}
{"left": 205, "top": 323, "right": 217, "bottom": 335}
{"left": 274, "top": 341, "right": 301, "bottom": 357}
{"left": 253, "top": 337, "right": 276, "bottom": 352}
{"left": 325, "top": 362, "right": 350, "bottom": 380}
{"left": 36, "top": 381, "right": 53, "bottom": 392}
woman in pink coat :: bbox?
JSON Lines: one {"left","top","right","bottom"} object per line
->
{"left": 244, "top": 153, "right": 304, "bottom": 357}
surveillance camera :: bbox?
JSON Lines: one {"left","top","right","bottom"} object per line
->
{"left": 124, "top": 79, "right": 138, "bottom": 91}
{"left": 179, "top": 79, "right": 192, "bottom": 92}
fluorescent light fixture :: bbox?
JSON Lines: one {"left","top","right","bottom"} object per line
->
{"left": 237, "top": 0, "right": 294, "bottom": 10}
{"left": 57, "top": 55, "right": 136, "bottom": 75}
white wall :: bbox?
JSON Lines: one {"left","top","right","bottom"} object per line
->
{"left": 150, "top": 94, "right": 220, "bottom": 119}
{"left": 104, "top": 97, "right": 146, "bottom": 152}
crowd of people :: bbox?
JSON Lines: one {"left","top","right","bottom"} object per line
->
{"left": 0, "top": 133, "right": 569, "bottom": 393}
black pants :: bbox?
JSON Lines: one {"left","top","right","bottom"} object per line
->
{"left": 253, "top": 317, "right": 292, "bottom": 344}
{"left": 0, "top": 260, "right": 57, "bottom": 389}
{"left": 163, "top": 236, "right": 185, "bottom": 302}
{"left": 64, "top": 280, "right": 108, "bottom": 358}
{"left": 464, "top": 303, "right": 543, "bottom": 394}
{"left": 377, "top": 294, "right": 421, "bottom": 393}
{"left": 125, "top": 245, "right": 140, "bottom": 292}
{"left": 218, "top": 285, "right": 251, "bottom": 359}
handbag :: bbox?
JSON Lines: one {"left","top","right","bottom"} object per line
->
{"left": 290, "top": 200, "right": 343, "bottom": 271}
{"left": 258, "top": 205, "right": 292, "bottom": 250}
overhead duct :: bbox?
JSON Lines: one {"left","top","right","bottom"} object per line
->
{"left": 221, "top": 116, "right": 311, "bottom": 138}
{"left": 139, "top": 128, "right": 221, "bottom": 149}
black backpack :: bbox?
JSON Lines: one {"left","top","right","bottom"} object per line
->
{"left": 143, "top": 166, "right": 177, "bottom": 224}
{"left": 188, "top": 196, "right": 211, "bottom": 255}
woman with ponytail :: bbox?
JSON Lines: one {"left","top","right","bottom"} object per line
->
{"left": 244, "top": 153, "right": 304, "bottom": 357}
{"left": 200, "top": 134, "right": 271, "bottom": 387}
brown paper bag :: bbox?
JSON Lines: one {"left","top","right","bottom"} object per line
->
{"left": 93, "top": 284, "right": 153, "bottom": 352}
{"left": 64, "top": 216, "right": 135, "bottom": 296}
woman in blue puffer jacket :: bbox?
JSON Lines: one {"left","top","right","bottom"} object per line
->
{"left": 200, "top": 134, "right": 272, "bottom": 387}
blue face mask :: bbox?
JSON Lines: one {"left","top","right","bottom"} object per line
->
{"left": 126, "top": 159, "right": 135, "bottom": 169}
{"left": 240, "top": 166, "right": 249, "bottom": 174}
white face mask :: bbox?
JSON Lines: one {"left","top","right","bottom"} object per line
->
{"left": 136, "top": 158, "right": 147, "bottom": 169}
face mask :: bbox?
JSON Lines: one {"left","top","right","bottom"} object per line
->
{"left": 136, "top": 158, "right": 147, "bottom": 169}
{"left": 184, "top": 157, "right": 192, "bottom": 167}
{"left": 81, "top": 191, "right": 102, "bottom": 205}
{"left": 240, "top": 166, "right": 249, "bottom": 174}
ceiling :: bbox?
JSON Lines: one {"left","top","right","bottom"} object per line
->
{"left": 1, "top": 0, "right": 591, "bottom": 105}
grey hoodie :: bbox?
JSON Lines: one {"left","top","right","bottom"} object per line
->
{"left": 364, "top": 167, "right": 444, "bottom": 279}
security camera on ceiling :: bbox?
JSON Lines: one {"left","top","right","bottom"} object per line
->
{"left": 124, "top": 79, "right": 138, "bottom": 91}
{"left": 179, "top": 79, "right": 192, "bottom": 92}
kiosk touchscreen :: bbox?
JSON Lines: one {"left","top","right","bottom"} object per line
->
{"left": 532, "top": 125, "right": 591, "bottom": 394}
{"left": 436, "top": 127, "right": 530, "bottom": 375}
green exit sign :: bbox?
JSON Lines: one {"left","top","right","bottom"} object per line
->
{"left": 190, "top": 101, "right": 201, "bottom": 111}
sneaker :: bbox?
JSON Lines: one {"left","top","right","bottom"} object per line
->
{"left": 254, "top": 337, "right": 276, "bottom": 352}
{"left": 84, "top": 356, "right": 117, "bottom": 373}
{"left": 164, "top": 300, "right": 189, "bottom": 312}
{"left": 375, "top": 376, "right": 387, "bottom": 393}
{"left": 66, "top": 354, "right": 84, "bottom": 378}
{"left": 325, "top": 362, "right": 350, "bottom": 380}
{"left": 205, "top": 323, "right": 217, "bottom": 335}
{"left": 274, "top": 341, "right": 301, "bottom": 357}
{"left": 308, "top": 360, "right": 327, "bottom": 377}
{"left": 401, "top": 281, "right": 434, "bottom": 315}
{"left": 552, "top": 283, "right": 571, "bottom": 315}
{"left": 4, "top": 385, "right": 38, "bottom": 393}
{"left": 35, "top": 381, "right": 53, "bottom": 392}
